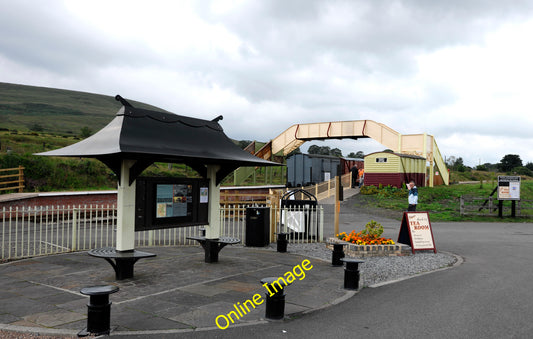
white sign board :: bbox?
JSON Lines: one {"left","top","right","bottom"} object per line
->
{"left": 498, "top": 176, "right": 521, "bottom": 201}
{"left": 398, "top": 212, "right": 436, "bottom": 253}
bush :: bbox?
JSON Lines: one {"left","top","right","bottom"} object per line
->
{"left": 360, "top": 185, "right": 379, "bottom": 195}
{"left": 360, "top": 184, "right": 407, "bottom": 198}
{"left": 511, "top": 166, "right": 533, "bottom": 177}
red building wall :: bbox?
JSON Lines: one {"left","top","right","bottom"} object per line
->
{"left": 364, "top": 173, "right": 425, "bottom": 188}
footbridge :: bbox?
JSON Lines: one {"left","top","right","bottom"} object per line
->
{"left": 237, "top": 120, "right": 449, "bottom": 187}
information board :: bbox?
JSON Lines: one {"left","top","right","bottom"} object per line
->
{"left": 135, "top": 177, "right": 209, "bottom": 231}
{"left": 497, "top": 176, "right": 521, "bottom": 201}
{"left": 155, "top": 184, "right": 192, "bottom": 218}
{"left": 397, "top": 212, "right": 436, "bottom": 254}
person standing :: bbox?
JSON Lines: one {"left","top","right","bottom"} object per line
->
{"left": 351, "top": 166, "right": 358, "bottom": 188}
{"left": 358, "top": 168, "right": 364, "bottom": 188}
{"left": 407, "top": 180, "right": 418, "bottom": 211}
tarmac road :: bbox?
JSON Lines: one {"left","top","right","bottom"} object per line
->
{"left": 111, "top": 220, "right": 533, "bottom": 339}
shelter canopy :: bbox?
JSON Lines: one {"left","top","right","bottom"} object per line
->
{"left": 37, "top": 97, "right": 278, "bottom": 185}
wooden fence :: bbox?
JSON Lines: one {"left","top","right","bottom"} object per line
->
{"left": 460, "top": 195, "right": 533, "bottom": 217}
{"left": 0, "top": 166, "right": 24, "bottom": 193}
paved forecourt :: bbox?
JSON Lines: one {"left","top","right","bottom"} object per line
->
{"left": 0, "top": 245, "right": 353, "bottom": 336}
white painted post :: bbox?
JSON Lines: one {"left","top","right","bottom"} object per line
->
{"left": 205, "top": 165, "right": 221, "bottom": 239}
{"left": 72, "top": 207, "right": 78, "bottom": 251}
{"left": 116, "top": 159, "right": 137, "bottom": 251}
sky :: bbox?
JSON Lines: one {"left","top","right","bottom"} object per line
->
{"left": 1, "top": 0, "right": 533, "bottom": 167}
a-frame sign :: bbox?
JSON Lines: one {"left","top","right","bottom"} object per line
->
{"left": 398, "top": 212, "right": 437, "bottom": 254}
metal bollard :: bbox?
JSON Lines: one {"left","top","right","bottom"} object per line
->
{"left": 331, "top": 243, "right": 345, "bottom": 266}
{"left": 277, "top": 233, "right": 288, "bottom": 253}
{"left": 260, "top": 277, "right": 291, "bottom": 320}
{"left": 78, "top": 285, "right": 119, "bottom": 337}
{"left": 340, "top": 258, "right": 364, "bottom": 290}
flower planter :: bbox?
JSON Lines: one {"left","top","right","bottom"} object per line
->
{"left": 327, "top": 237, "right": 412, "bottom": 258}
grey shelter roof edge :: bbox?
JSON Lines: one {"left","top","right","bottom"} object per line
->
{"left": 37, "top": 99, "right": 280, "bottom": 185}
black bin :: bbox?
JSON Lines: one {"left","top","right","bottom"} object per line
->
{"left": 246, "top": 207, "right": 270, "bottom": 247}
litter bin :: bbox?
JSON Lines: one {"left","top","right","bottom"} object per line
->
{"left": 246, "top": 207, "right": 270, "bottom": 247}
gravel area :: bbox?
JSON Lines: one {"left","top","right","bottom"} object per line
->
{"left": 258, "top": 242, "right": 458, "bottom": 287}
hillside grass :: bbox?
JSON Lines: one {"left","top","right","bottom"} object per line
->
{"left": 359, "top": 178, "right": 533, "bottom": 222}
{"left": 0, "top": 82, "right": 164, "bottom": 135}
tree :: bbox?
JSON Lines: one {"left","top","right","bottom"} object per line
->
{"left": 446, "top": 156, "right": 456, "bottom": 167}
{"left": 347, "top": 151, "right": 364, "bottom": 159}
{"left": 80, "top": 126, "right": 93, "bottom": 138}
{"left": 307, "top": 145, "right": 321, "bottom": 155}
{"left": 308, "top": 145, "right": 331, "bottom": 155}
{"left": 512, "top": 166, "right": 532, "bottom": 177}
{"left": 498, "top": 154, "right": 522, "bottom": 172}
{"left": 319, "top": 146, "right": 331, "bottom": 155}
{"left": 330, "top": 148, "right": 343, "bottom": 157}
{"left": 525, "top": 162, "right": 533, "bottom": 171}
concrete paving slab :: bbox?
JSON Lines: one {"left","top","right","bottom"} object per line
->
{"left": 33, "top": 291, "right": 85, "bottom": 306}
{"left": 1, "top": 296, "right": 57, "bottom": 317}
{"left": 169, "top": 301, "right": 238, "bottom": 328}
{"left": 23, "top": 310, "right": 85, "bottom": 327}
{"left": 179, "top": 283, "right": 227, "bottom": 297}
{"left": 0, "top": 245, "right": 353, "bottom": 336}
{"left": 0, "top": 313, "right": 21, "bottom": 324}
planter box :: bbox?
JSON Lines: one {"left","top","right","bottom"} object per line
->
{"left": 327, "top": 237, "right": 412, "bottom": 257}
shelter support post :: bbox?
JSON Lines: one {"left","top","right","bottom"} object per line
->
{"left": 205, "top": 165, "right": 221, "bottom": 239}
{"left": 116, "top": 159, "right": 136, "bottom": 252}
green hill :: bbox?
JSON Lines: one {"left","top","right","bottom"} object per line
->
{"left": 0, "top": 82, "right": 164, "bottom": 134}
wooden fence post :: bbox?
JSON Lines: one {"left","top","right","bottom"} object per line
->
{"left": 18, "top": 166, "right": 24, "bottom": 193}
{"left": 460, "top": 196, "right": 464, "bottom": 215}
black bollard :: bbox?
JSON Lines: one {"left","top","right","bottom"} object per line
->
{"left": 78, "top": 285, "right": 119, "bottom": 337}
{"left": 260, "top": 277, "right": 291, "bottom": 320}
{"left": 331, "top": 243, "right": 345, "bottom": 266}
{"left": 277, "top": 233, "right": 288, "bottom": 253}
{"left": 340, "top": 258, "right": 364, "bottom": 290}
{"left": 204, "top": 239, "right": 220, "bottom": 263}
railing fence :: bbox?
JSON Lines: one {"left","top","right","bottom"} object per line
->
{"left": 294, "top": 173, "right": 352, "bottom": 201}
{"left": 1, "top": 204, "right": 324, "bottom": 261}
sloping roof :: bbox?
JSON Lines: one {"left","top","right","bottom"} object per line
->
{"left": 37, "top": 98, "right": 278, "bottom": 184}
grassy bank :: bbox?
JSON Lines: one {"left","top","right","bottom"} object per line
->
{"left": 0, "top": 82, "right": 164, "bottom": 134}
{"left": 359, "top": 180, "right": 533, "bottom": 222}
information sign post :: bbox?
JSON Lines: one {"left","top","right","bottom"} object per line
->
{"left": 497, "top": 176, "right": 521, "bottom": 218}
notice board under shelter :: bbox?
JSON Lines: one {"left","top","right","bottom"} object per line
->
{"left": 38, "top": 96, "right": 279, "bottom": 251}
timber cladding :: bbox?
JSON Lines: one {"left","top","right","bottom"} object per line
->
{"left": 364, "top": 152, "right": 426, "bottom": 188}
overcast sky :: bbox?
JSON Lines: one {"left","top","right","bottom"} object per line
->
{"left": 2, "top": 0, "right": 533, "bottom": 166}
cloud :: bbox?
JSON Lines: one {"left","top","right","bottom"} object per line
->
{"left": 2, "top": 0, "right": 533, "bottom": 166}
